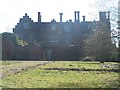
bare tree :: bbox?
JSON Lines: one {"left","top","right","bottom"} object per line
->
{"left": 84, "top": 20, "right": 113, "bottom": 62}
{"left": 84, "top": 0, "right": 119, "bottom": 62}
{"left": 93, "top": 0, "right": 119, "bottom": 46}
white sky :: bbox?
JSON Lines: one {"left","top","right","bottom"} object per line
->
{"left": 0, "top": 0, "right": 118, "bottom": 33}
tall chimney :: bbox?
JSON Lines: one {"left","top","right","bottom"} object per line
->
{"left": 77, "top": 11, "right": 80, "bottom": 22}
{"left": 59, "top": 13, "right": 63, "bottom": 22}
{"left": 99, "top": 12, "right": 106, "bottom": 21}
{"left": 107, "top": 11, "right": 110, "bottom": 20}
{"left": 83, "top": 16, "right": 85, "bottom": 22}
{"left": 38, "top": 12, "right": 41, "bottom": 22}
{"left": 74, "top": 11, "right": 77, "bottom": 22}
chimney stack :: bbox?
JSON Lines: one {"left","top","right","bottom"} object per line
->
{"left": 74, "top": 11, "right": 77, "bottom": 22}
{"left": 99, "top": 12, "right": 106, "bottom": 21}
{"left": 38, "top": 12, "right": 41, "bottom": 22}
{"left": 107, "top": 11, "right": 110, "bottom": 20}
{"left": 74, "top": 11, "right": 80, "bottom": 22}
{"left": 77, "top": 11, "right": 80, "bottom": 22}
{"left": 83, "top": 16, "right": 85, "bottom": 22}
{"left": 59, "top": 13, "right": 63, "bottom": 22}
{"left": 25, "top": 13, "right": 27, "bottom": 16}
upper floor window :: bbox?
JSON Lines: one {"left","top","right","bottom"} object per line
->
{"left": 65, "top": 26, "right": 70, "bottom": 32}
{"left": 29, "top": 34, "right": 34, "bottom": 42}
{"left": 23, "top": 22, "right": 29, "bottom": 29}
{"left": 51, "top": 24, "right": 56, "bottom": 31}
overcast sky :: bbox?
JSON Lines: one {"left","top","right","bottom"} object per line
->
{"left": 0, "top": 0, "right": 118, "bottom": 33}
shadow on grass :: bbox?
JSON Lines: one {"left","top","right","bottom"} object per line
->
{"left": 45, "top": 68, "right": 120, "bottom": 73}
{"left": 80, "top": 62, "right": 100, "bottom": 64}
{"left": 52, "top": 82, "right": 82, "bottom": 88}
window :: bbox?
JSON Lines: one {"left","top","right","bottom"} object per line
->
{"left": 49, "top": 34, "right": 58, "bottom": 42}
{"left": 29, "top": 34, "right": 34, "bottom": 42}
{"left": 65, "top": 26, "right": 70, "bottom": 32}
{"left": 51, "top": 24, "right": 56, "bottom": 31}
{"left": 23, "top": 22, "right": 29, "bottom": 29}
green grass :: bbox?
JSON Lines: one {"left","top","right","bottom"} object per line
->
{"left": 41, "top": 61, "right": 100, "bottom": 69}
{"left": 0, "top": 61, "right": 49, "bottom": 74}
{"left": 1, "top": 61, "right": 119, "bottom": 88}
{"left": 1, "top": 61, "right": 22, "bottom": 66}
{"left": 41, "top": 61, "right": 118, "bottom": 70}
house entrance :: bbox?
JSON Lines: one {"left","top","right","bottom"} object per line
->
{"left": 46, "top": 49, "right": 62, "bottom": 60}
{"left": 46, "top": 50, "right": 52, "bottom": 60}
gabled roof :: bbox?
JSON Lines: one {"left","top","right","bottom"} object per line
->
{"left": 19, "top": 13, "right": 33, "bottom": 23}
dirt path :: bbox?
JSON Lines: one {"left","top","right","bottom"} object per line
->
{"left": 0, "top": 61, "right": 52, "bottom": 78}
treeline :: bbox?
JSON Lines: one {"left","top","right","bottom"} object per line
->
{"left": 2, "top": 33, "right": 43, "bottom": 60}
{"left": 83, "top": 23, "right": 119, "bottom": 62}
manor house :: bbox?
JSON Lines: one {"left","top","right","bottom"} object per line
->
{"left": 13, "top": 11, "right": 111, "bottom": 60}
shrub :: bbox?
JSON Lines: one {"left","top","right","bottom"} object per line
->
{"left": 82, "top": 56, "right": 95, "bottom": 61}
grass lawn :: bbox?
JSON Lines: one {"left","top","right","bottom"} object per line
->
{"left": 0, "top": 61, "right": 50, "bottom": 77}
{"left": 1, "top": 61, "right": 119, "bottom": 88}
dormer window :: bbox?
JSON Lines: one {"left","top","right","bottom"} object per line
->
{"left": 23, "top": 22, "right": 29, "bottom": 29}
